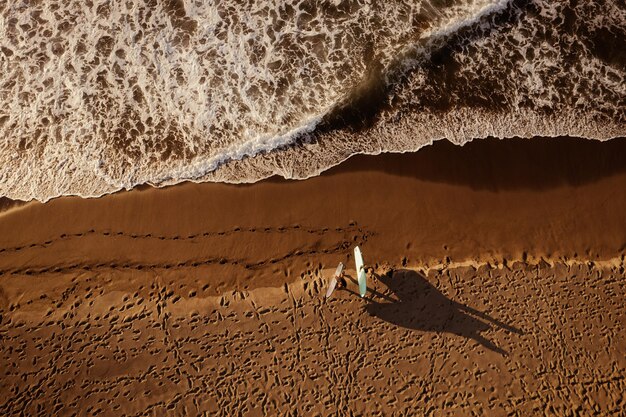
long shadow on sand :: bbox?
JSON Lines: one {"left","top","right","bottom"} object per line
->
{"left": 349, "top": 269, "right": 522, "bottom": 356}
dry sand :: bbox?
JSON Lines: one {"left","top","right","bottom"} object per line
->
{"left": 1, "top": 136, "right": 625, "bottom": 416}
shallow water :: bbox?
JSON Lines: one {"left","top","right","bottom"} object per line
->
{"left": 0, "top": 0, "right": 624, "bottom": 201}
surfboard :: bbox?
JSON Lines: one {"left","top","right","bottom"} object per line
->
{"left": 354, "top": 246, "right": 367, "bottom": 297}
{"left": 325, "top": 262, "right": 344, "bottom": 299}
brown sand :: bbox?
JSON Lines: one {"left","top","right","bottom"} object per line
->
{"left": 1, "top": 136, "right": 625, "bottom": 416}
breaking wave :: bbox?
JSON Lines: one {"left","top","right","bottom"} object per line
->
{"left": 0, "top": 0, "right": 624, "bottom": 201}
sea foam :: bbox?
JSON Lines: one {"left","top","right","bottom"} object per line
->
{"left": 0, "top": 0, "right": 624, "bottom": 201}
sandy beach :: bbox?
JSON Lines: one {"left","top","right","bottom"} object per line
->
{"left": 1, "top": 136, "right": 625, "bottom": 416}
{"left": 2, "top": 1, "right": 625, "bottom": 414}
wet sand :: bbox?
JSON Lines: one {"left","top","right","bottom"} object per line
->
{"left": 1, "top": 136, "right": 625, "bottom": 416}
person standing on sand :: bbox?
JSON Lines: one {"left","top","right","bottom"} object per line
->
{"left": 362, "top": 265, "right": 375, "bottom": 279}
{"left": 336, "top": 270, "right": 347, "bottom": 289}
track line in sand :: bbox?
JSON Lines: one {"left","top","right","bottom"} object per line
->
{"left": 0, "top": 233, "right": 373, "bottom": 277}
{"left": 0, "top": 223, "right": 363, "bottom": 255}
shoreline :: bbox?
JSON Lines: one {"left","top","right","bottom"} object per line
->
{"left": 1, "top": 133, "right": 624, "bottom": 205}
{"left": 1, "top": 136, "right": 625, "bottom": 294}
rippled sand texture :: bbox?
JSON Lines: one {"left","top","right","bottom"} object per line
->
{"left": 1, "top": 262, "right": 625, "bottom": 416}
{"left": 1, "top": 1, "right": 624, "bottom": 200}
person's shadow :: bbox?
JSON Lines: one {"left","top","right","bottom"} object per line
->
{"left": 346, "top": 269, "right": 522, "bottom": 356}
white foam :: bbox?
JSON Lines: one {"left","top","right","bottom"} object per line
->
{"left": 0, "top": 0, "right": 624, "bottom": 201}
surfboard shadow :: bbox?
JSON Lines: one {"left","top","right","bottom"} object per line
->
{"left": 358, "top": 269, "right": 522, "bottom": 356}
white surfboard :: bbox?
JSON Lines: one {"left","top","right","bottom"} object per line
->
{"left": 354, "top": 246, "right": 367, "bottom": 297}
{"left": 325, "top": 262, "right": 344, "bottom": 299}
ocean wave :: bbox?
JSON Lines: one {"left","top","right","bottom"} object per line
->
{"left": 0, "top": 0, "right": 624, "bottom": 201}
